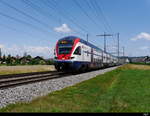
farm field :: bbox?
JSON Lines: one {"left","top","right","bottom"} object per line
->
{"left": 0, "top": 64, "right": 150, "bottom": 112}
{"left": 0, "top": 65, "right": 55, "bottom": 75}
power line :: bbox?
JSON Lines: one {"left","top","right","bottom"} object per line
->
{"left": 0, "top": 0, "right": 57, "bottom": 44}
{"left": 85, "top": 0, "right": 117, "bottom": 51}
{"left": 73, "top": 0, "right": 103, "bottom": 31}
{"left": 25, "top": 0, "right": 86, "bottom": 36}
{"left": 0, "top": 22, "right": 37, "bottom": 37}
{"left": 86, "top": 0, "right": 108, "bottom": 32}
{"left": 22, "top": 0, "right": 75, "bottom": 36}
{"left": 91, "top": 0, "right": 116, "bottom": 47}
{"left": 22, "top": 0, "right": 88, "bottom": 37}
{"left": 0, "top": 22, "right": 55, "bottom": 46}
{"left": 0, "top": 11, "right": 48, "bottom": 34}
{"left": 0, "top": 0, "right": 53, "bottom": 30}
{"left": 43, "top": 0, "right": 89, "bottom": 36}
{"left": 94, "top": 0, "right": 113, "bottom": 33}
{"left": 22, "top": 0, "right": 60, "bottom": 23}
{"left": 69, "top": 0, "right": 90, "bottom": 30}
{"left": 50, "top": 0, "right": 90, "bottom": 34}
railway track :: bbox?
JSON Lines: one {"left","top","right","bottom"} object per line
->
{"left": 0, "top": 71, "right": 71, "bottom": 89}
{"left": 0, "top": 65, "right": 122, "bottom": 90}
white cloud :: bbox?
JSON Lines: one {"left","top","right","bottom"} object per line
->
{"left": 1, "top": 44, "right": 54, "bottom": 58}
{"left": 139, "top": 46, "right": 149, "bottom": 50}
{"left": 54, "top": 24, "right": 72, "bottom": 33}
{"left": 25, "top": 46, "right": 50, "bottom": 54}
{"left": 25, "top": 46, "right": 54, "bottom": 58}
{"left": 131, "top": 32, "right": 150, "bottom": 41}
{"left": 0, "top": 44, "right": 4, "bottom": 48}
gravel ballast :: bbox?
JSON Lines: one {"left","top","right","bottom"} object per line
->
{"left": 0, "top": 66, "right": 118, "bottom": 109}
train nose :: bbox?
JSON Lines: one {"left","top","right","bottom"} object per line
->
{"left": 59, "top": 54, "right": 71, "bottom": 60}
{"left": 63, "top": 56, "right": 70, "bottom": 60}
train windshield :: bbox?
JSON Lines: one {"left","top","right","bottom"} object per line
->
{"left": 58, "top": 39, "right": 74, "bottom": 54}
{"left": 59, "top": 47, "right": 72, "bottom": 54}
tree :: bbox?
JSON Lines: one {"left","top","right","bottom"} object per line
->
{"left": 6, "top": 54, "right": 12, "bottom": 65}
{"left": 15, "top": 55, "right": 20, "bottom": 65}
{"left": 2, "top": 55, "right": 6, "bottom": 62}
{"left": 27, "top": 55, "right": 32, "bottom": 59}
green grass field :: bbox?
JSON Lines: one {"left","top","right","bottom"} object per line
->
{"left": 0, "top": 64, "right": 150, "bottom": 112}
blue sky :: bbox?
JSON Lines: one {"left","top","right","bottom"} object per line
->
{"left": 0, "top": 0, "right": 150, "bottom": 58}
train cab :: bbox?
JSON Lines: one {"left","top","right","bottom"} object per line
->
{"left": 54, "top": 36, "right": 81, "bottom": 71}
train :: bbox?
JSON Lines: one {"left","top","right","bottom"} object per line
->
{"left": 54, "top": 36, "right": 124, "bottom": 72}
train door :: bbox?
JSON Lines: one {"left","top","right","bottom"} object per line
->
{"left": 91, "top": 48, "right": 94, "bottom": 69}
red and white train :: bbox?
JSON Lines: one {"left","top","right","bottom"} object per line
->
{"left": 54, "top": 36, "right": 120, "bottom": 72}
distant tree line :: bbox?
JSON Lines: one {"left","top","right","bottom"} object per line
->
{"left": 0, "top": 54, "right": 54, "bottom": 66}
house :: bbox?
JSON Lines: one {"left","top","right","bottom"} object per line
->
{"left": 33, "top": 56, "right": 46, "bottom": 65}
{"left": 19, "top": 57, "right": 31, "bottom": 65}
{"left": 129, "top": 56, "right": 150, "bottom": 63}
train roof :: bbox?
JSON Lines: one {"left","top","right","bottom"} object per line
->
{"left": 59, "top": 36, "right": 118, "bottom": 58}
{"left": 59, "top": 36, "right": 78, "bottom": 41}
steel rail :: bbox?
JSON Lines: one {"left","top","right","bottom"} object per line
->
{"left": 0, "top": 71, "right": 70, "bottom": 89}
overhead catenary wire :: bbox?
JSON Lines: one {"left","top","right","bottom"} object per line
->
{"left": 93, "top": 0, "right": 117, "bottom": 54}
{"left": 93, "top": 0, "right": 116, "bottom": 38}
{"left": 0, "top": 0, "right": 54, "bottom": 30}
{"left": 21, "top": 0, "right": 68, "bottom": 37}
{"left": 73, "top": 0, "right": 104, "bottom": 32}
{"left": 86, "top": 0, "right": 109, "bottom": 33}
{"left": 0, "top": 0, "right": 116, "bottom": 50}
{"left": 22, "top": 0, "right": 60, "bottom": 23}
{"left": 0, "top": 22, "right": 38, "bottom": 38}
{"left": 50, "top": 0, "right": 90, "bottom": 32}
{"left": 84, "top": 0, "right": 105, "bottom": 33}
{"left": 93, "top": 0, "right": 113, "bottom": 33}
{"left": 0, "top": 11, "right": 48, "bottom": 34}
{"left": 72, "top": 0, "right": 114, "bottom": 50}
{"left": 0, "top": 22, "right": 53, "bottom": 46}
{"left": 46, "top": 0, "right": 91, "bottom": 36}
{"left": 23, "top": 0, "right": 88, "bottom": 37}
{"left": 0, "top": 0, "right": 59, "bottom": 44}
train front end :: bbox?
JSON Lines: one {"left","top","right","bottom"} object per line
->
{"left": 54, "top": 36, "right": 80, "bottom": 72}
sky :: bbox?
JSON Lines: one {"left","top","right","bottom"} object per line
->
{"left": 0, "top": 0, "right": 150, "bottom": 58}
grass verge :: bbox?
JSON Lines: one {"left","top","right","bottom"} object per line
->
{"left": 0, "top": 64, "right": 150, "bottom": 112}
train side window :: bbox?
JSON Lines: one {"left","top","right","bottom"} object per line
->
{"left": 74, "top": 46, "right": 81, "bottom": 55}
{"left": 87, "top": 51, "right": 89, "bottom": 56}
